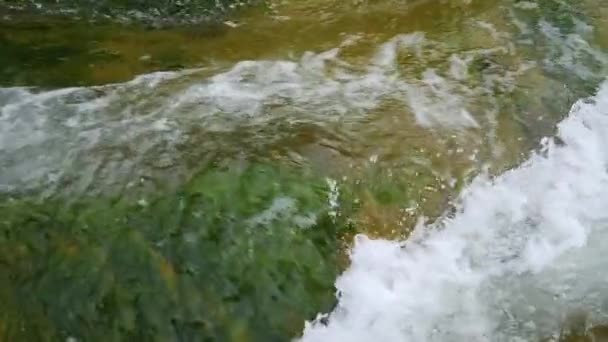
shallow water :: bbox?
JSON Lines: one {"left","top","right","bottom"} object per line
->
{"left": 5, "top": 0, "right": 605, "bottom": 199}
{"left": 1, "top": 0, "right": 608, "bottom": 340}
{"left": 301, "top": 82, "right": 608, "bottom": 341}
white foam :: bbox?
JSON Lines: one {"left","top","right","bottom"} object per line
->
{"left": 513, "top": 1, "right": 539, "bottom": 10}
{"left": 540, "top": 20, "right": 608, "bottom": 80}
{"left": 300, "top": 81, "right": 608, "bottom": 341}
{"left": 0, "top": 32, "right": 526, "bottom": 194}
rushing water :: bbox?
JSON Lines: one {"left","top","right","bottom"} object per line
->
{"left": 301, "top": 82, "right": 608, "bottom": 341}
{"left": 1, "top": 0, "right": 608, "bottom": 340}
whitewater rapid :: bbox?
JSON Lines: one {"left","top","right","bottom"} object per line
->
{"left": 301, "top": 81, "right": 608, "bottom": 341}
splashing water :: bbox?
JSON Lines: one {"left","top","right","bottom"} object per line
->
{"left": 0, "top": 29, "right": 535, "bottom": 196}
{"left": 1, "top": 0, "right": 608, "bottom": 339}
{"left": 300, "top": 81, "right": 608, "bottom": 341}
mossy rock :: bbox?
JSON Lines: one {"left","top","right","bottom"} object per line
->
{"left": 1, "top": 0, "right": 263, "bottom": 24}
{"left": 0, "top": 164, "right": 351, "bottom": 341}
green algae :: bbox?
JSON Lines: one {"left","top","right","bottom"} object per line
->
{"left": 0, "top": 163, "right": 352, "bottom": 341}
{"left": 1, "top": 0, "right": 608, "bottom": 339}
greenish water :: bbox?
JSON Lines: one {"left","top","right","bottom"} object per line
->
{"left": 1, "top": 0, "right": 608, "bottom": 340}
{"left": 0, "top": 164, "right": 349, "bottom": 340}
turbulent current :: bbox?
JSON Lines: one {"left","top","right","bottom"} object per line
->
{"left": 1, "top": 0, "right": 608, "bottom": 340}
{"left": 301, "top": 82, "right": 608, "bottom": 341}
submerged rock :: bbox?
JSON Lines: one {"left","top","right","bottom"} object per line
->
{"left": 0, "top": 164, "right": 351, "bottom": 341}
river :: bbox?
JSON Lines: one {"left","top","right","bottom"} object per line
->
{"left": 1, "top": 0, "right": 607, "bottom": 340}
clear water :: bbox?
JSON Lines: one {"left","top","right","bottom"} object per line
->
{"left": 301, "top": 82, "right": 608, "bottom": 341}
{"left": 1, "top": 0, "right": 608, "bottom": 340}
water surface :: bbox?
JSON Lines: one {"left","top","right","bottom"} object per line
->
{"left": 1, "top": 0, "right": 608, "bottom": 340}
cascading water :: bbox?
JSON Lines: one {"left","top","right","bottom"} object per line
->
{"left": 1, "top": 0, "right": 608, "bottom": 340}
{"left": 0, "top": 30, "right": 530, "bottom": 196}
{"left": 301, "top": 81, "right": 608, "bottom": 341}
